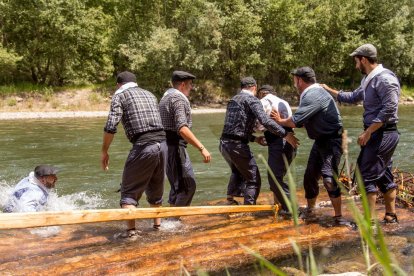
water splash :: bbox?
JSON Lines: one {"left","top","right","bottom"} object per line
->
{"left": 0, "top": 180, "right": 108, "bottom": 237}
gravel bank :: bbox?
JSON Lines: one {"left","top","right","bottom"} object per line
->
{"left": 0, "top": 108, "right": 226, "bottom": 120}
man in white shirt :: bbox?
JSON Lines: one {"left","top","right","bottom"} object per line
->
{"left": 257, "top": 85, "right": 296, "bottom": 218}
{"left": 3, "top": 165, "right": 58, "bottom": 213}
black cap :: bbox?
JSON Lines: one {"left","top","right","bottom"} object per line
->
{"left": 172, "top": 70, "right": 196, "bottom": 82}
{"left": 116, "top": 71, "right": 137, "bottom": 84}
{"left": 350, "top": 43, "right": 377, "bottom": 58}
{"left": 291, "top": 67, "right": 316, "bottom": 79}
{"left": 240, "top": 76, "right": 257, "bottom": 88}
{"left": 34, "top": 165, "right": 59, "bottom": 177}
{"left": 258, "top": 84, "right": 274, "bottom": 93}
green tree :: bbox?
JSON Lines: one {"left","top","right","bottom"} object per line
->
{"left": 1, "top": 0, "right": 113, "bottom": 85}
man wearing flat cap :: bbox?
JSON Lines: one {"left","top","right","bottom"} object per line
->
{"left": 159, "top": 70, "right": 211, "bottom": 208}
{"left": 272, "top": 67, "right": 344, "bottom": 223}
{"left": 220, "top": 77, "right": 299, "bottom": 205}
{"left": 102, "top": 71, "right": 166, "bottom": 240}
{"left": 322, "top": 43, "right": 401, "bottom": 224}
{"left": 3, "top": 165, "right": 58, "bottom": 212}
{"left": 256, "top": 84, "right": 296, "bottom": 217}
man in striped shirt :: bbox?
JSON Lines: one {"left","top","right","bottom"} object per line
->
{"left": 220, "top": 77, "right": 299, "bottom": 205}
{"left": 102, "top": 71, "right": 166, "bottom": 240}
{"left": 159, "top": 71, "right": 211, "bottom": 208}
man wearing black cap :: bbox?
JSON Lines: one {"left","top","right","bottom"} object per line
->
{"left": 159, "top": 70, "right": 211, "bottom": 208}
{"left": 3, "top": 165, "right": 58, "bottom": 212}
{"left": 220, "top": 77, "right": 299, "bottom": 205}
{"left": 272, "top": 67, "right": 344, "bottom": 222}
{"left": 256, "top": 85, "right": 296, "bottom": 217}
{"left": 321, "top": 43, "right": 400, "bottom": 224}
{"left": 102, "top": 71, "right": 166, "bottom": 240}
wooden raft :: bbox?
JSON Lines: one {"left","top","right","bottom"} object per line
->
{"left": 0, "top": 205, "right": 275, "bottom": 230}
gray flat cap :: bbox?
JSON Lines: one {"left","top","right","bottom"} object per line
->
{"left": 172, "top": 71, "right": 196, "bottom": 82}
{"left": 350, "top": 43, "right": 377, "bottom": 58}
{"left": 34, "top": 165, "right": 59, "bottom": 177}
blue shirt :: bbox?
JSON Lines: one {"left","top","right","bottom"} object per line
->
{"left": 337, "top": 66, "right": 400, "bottom": 127}
{"left": 292, "top": 84, "right": 342, "bottom": 140}
{"left": 3, "top": 172, "right": 50, "bottom": 213}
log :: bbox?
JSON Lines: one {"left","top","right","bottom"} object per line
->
{"left": 0, "top": 205, "right": 275, "bottom": 229}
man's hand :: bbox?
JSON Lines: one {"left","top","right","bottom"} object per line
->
{"left": 357, "top": 130, "right": 371, "bottom": 146}
{"left": 101, "top": 152, "right": 109, "bottom": 171}
{"left": 255, "top": 136, "right": 267, "bottom": 146}
{"left": 271, "top": 110, "right": 281, "bottom": 123}
{"left": 285, "top": 132, "right": 300, "bottom": 149}
{"left": 201, "top": 148, "right": 211, "bottom": 163}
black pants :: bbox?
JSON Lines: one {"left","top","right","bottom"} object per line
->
{"left": 219, "top": 139, "right": 261, "bottom": 205}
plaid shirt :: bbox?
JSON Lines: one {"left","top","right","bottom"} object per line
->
{"left": 104, "top": 85, "right": 164, "bottom": 143}
{"left": 222, "top": 90, "right": 286, "bottom": 140}
{"left": 159, "top": 89, "right": 192, "bottom": 133}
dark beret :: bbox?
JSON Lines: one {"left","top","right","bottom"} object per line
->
{"left": 240, "top": 76, "right": 257, "bottom": 88}
{"left": 172, "top": 71, "right": 196, "bottom": 82}
{"left": 258, "top": 84, "right": 274, "bottom": 93}
{"left": 116, "top": 71, "right": 137, "bottom": 84}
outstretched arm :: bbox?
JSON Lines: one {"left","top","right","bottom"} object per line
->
{"left": 101, "top": 132, "right": 114, "bottom": 170}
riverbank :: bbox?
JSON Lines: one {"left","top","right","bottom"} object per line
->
{"left": 1, "top": 89, "right": 413, "bottom": 120}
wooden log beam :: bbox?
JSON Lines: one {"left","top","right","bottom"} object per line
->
{"left": 0, "top": 205, "right": 275, "bottom": 230}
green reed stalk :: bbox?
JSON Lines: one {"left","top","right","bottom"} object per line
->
{"left": 258, "top": 154, "right": 299, "bottom": 226}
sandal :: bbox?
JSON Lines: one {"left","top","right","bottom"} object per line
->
{"left": 381, "top": 212, "right": 399, "bottom": 224}
{"left": 153, "top": 224, "right": 161, "bottom": 230}
{"left": 114, "top": 228, "right": 140, "bottom": 241}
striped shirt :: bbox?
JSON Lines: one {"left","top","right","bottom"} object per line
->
{"left": 221, "top": 90, "right": 286, "bottom": 141}
{"left": 104, "top": 84, "right": 164, "bottom": 143}
{"left": 159, "top": 89, "right": 192, "bottom": 133}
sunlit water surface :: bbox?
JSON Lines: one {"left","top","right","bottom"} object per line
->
{"left": 0, "top": 105, "right": 413, "bottom": 210}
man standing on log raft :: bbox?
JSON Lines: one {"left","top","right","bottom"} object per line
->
{"left": 272, "top": 67, "right": 345, "bottom": 224}
{"left": 159, "top": 71, "right": 211, "bottom": 209}
{"left": 101, "top": 71, "right": 167, "bottom": 240}
{"left": 220, "top": 77, "right": 299, "bottom": 206}
{"left": 321, "top": 44, "right": 401, "bottom": 224}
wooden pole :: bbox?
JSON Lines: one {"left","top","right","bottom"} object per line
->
{"left": 0, "top": 205, "right": 275, "bottom": 230}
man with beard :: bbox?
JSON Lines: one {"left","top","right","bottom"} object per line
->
{"left": 321, "top": 44, "right": 400, "bottom": 224}
{"left": 272, "top": 67, "right": 344, "bottom": 222}
{"left": 3, "top": 165, "right": 59, "bottom": 212}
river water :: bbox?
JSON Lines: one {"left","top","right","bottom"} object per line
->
{"left": 0, "top": 105, "right": 413, "bottom": 210}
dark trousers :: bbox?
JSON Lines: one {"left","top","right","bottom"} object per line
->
{"left": 219, "top": 139, "right": 261, "bottom": 205}
{"left": 120, "top": 141, "right": 166, "bottom": 206}
{"left": 304, "top": 137, "right": 342, "bottom": 199}
{"left": 166, "top": 143, "right": 196, "bottom": 206}
{"left": 266, "top": 134, "right": 296, "bottom": 211}
{"left": 358, "top": 130, "right": 399, "bottom": 193}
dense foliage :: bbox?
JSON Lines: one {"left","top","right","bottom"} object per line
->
{"left": 1, "top": 0, "right": 413, "bottom": 97}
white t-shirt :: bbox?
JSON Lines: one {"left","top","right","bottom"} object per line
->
{"left": 256, "top": 94, "right": 292, "bottom": 132}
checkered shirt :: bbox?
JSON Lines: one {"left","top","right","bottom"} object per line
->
{"left": 222, "top": 91, "right": 286, "bottom": 140}
{"left": 104, "top": 87, "right": 164, "bottom": 143}
{"left": 159, "top": 92, "right": 192, "bottom": 133}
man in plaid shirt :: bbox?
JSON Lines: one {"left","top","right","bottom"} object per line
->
{"left": 159, "top": 70, "right": 211, "bottom": 208}
{"left": 220, "top": 77, "right": 299, "bottom": 205}
{"left": 101, "top": 71, "right": 166, "bottom": 240}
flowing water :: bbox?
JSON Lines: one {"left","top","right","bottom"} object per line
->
{"left": 0, "top": 106, "right": 413, "bottom": 274}
{"left": 0, "top": 105, "right": 413, "bottom": 210}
